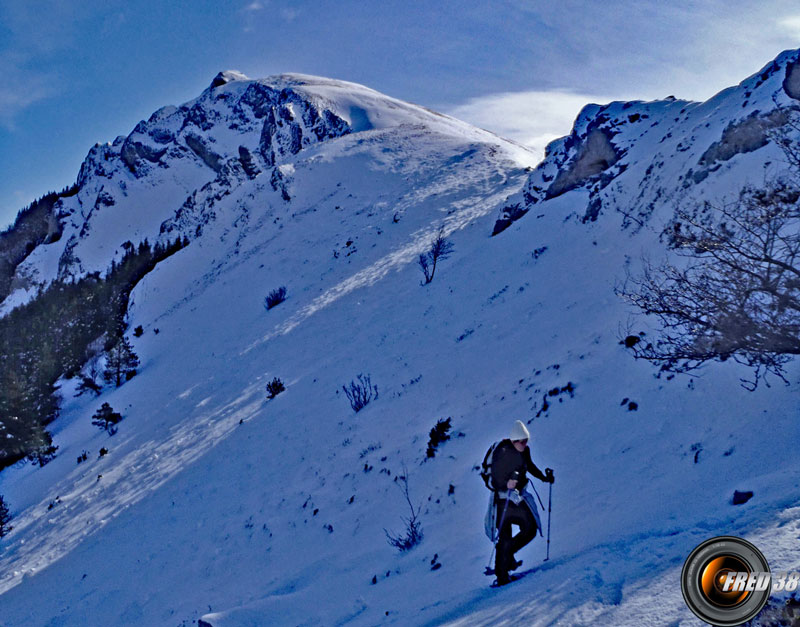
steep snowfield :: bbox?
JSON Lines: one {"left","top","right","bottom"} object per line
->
{"left": 1, "top": 54, "right": 800, "bottom": 626}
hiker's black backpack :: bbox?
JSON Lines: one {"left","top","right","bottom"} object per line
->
{"left": 480, "top": 441, "right": 500, "bottom": 491}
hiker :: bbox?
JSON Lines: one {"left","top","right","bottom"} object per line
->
{"left": 485, "top": 420, "right": 554, "bottom": 586}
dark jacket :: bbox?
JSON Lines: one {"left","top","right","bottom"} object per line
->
{"left": 490, "top": 439, "right": 547, "bottom": 492}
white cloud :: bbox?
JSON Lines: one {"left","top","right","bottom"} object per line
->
{"left": 446, "top": 90, "right": 613, "bottom": 160}
{"left": 0, "top": 53, "right": 58, "bottom": 128}
{"left": 778, "top": 15, "right": 800, "bottom": 37}
{"left": 241, "top": 1, "right": 269, "bottom": 32}
{"left": 281, "top": 8, "right": 299, "bottom": 22}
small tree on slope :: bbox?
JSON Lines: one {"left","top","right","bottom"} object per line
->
{"left": 103, "top": 336, "right": 140, "bottom": 388}
{"left": 92, "top": 402, "right": 123, "bottom": 435}
{"left": 418, "top": 227, "right": 454, "bottom": 285}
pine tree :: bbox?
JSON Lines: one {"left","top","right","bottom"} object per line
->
{"left": 91, "top": 402, "right": 123, "bottom": 435}
{"left": 27, "top": 438, "right": 58, "bottom": 467}
{"left": 103, "top": 336, "right": 140, "bottom": 387}
{"left": 0, "top": 495, "right": 12, "bottom": 538}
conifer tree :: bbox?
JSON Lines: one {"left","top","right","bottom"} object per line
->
{"left": 103, "top": 336, "right": 140, "bottom": 387}
{"left": 91, "top": 402, "right": 123, "bottom": 435}
{"left": 0, "top": 495, "right": 12, "bottom": 538}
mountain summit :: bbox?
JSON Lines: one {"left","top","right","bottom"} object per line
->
{"left": 1, "top": 71, "right": 534, "bottom": 309}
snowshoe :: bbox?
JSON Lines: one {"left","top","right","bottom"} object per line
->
{"left": 489, "top": 568, "right": 535, "bottom": 588}
{"left": 491, "top": 573, "right": 519, "bottom": 588}
{"left": 483, "top": 559, "right": 522, "bottom": 576}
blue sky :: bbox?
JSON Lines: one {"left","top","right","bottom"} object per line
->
{"left": 1, "top": 0, "right": 799, "bottom": 229}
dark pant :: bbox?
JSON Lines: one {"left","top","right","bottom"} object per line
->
{"left": 495, "top": 498, "right": 537, "bottom": 580}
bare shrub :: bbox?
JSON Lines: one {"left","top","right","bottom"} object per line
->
{"left": 617, "top": 179, "right": 800, "bottom": 388}
{"left": 342, "top": 373, "right": 378, "bottom": 413}
{"left": 384, "top": 467, "right": 423, "bottom": 552}
{"left": 419, "top": 227, "right": 454, "bottom": 284}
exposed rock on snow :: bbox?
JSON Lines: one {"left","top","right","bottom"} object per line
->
{"left": 185, "top": 133, "right": 225, "bottom": 174}
{"left": 210, "top": 70, "right": 249, "bottom": 89}
{"left": 120, "top": 137, "right": 168, "bottom": 174}
{"left": 255, "top": 88, "right": 351, "bottom": 167}
{"left": 237, "top": 145, "right": 260, "bottom": 179}
{"left": 783, "top": 56, "right": 800, "bottom": 100}
{"left": 547, "top": 127, "right": 621, "bottom": 198}
{"left": 732, "top": 490, "right": 755, "bottom": 505}
{"left": 698, "top": 108, "right": 792, "bottom": 167}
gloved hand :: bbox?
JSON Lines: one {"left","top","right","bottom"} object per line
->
{"left": 507, "top": 489, "right": 522, "bottom": 505}
{"left": 545, "top": 468, "right": 555, "bottom": 484}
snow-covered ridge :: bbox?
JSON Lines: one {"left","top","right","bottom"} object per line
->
{"left": 493, "top": 49, "right": 800, "bottom": 232}
{"left": 1, "top": 71, "right": 534, "bottom": 315}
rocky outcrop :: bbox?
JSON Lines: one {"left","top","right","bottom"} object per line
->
{"left": 209, "top": 70, "right": 248, "bottom": 89}
{"left": 270, "top": 167, "right": 291, "bottom": 202}
{"left": 238, "top": 145, "right": 260, "bottom": 178}
{"left": 159, "top": 187, "right": 222, "bottom": 239}
{"left": 120, "top": 138, "right": 168, "bottom": 174}
{"left": 491, "top": 203, "right": 528, "bottom": 236}
{"left": 257, "top": 89, "right": 350, "bottom": 167}
{"left": 547, "top": 128, "right": 620, "bottom": 198}
{"left": 783, "top": 56, "right": 800, "bottom": 100}
{"left": 78, "top": 74, "right": 353, "bottom": 193}
{"left": 185, "top": 134, "right": 225, "bottom": 174}
{"left": 111, "top": 77, "right": 352, "bottom": 186}
{"left": 698, "top": 109, "right": 791, "bottom": 167}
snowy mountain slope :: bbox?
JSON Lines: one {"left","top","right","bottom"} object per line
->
{"left": 0, "top": 70, "right": 532, "bottom": 314}
{"left": 1, "top": 53, "right": 800, "bottom": 626}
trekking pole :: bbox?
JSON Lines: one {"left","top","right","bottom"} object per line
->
{"left": 528, "top": 482, "right": 545, "bottom": 510}
{"left": 485, "top": 495, "right": 511, "bottom": 575}
{"left": 485, "top": 471, "right": 518, "bottom": 575}
{"left": 545, "top": 477, "right": 553, "bottom": 561}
